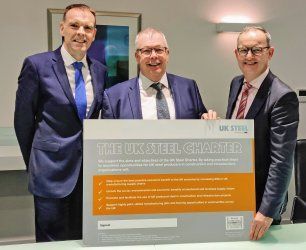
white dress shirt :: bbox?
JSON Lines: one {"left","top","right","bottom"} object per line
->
{"left": 139, "top": 73, "right": 176, "bottom": 120}
{"left": 61, "top": 46, "right": 94, "bottom": 115}
{"left": 231, "top": 67, "right": 270, "bottom": 119}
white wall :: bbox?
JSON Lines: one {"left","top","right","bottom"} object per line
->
{"left": 0, "top": 0, "right": 305, "bottom": 242}
{"left": 1, "top": 0, "right": 306, "bottom": 134}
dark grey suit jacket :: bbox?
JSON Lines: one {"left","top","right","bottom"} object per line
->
{"left": 226, "top": 71, "right": 299, "bottom": 219}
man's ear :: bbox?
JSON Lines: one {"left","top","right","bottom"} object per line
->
{"left": 234, "top": 48, "right": 239, "bottom": 59}
{"left": 60, "top": 21, "right": 65, "bottom": 37}
{"left": 268, "top": 47, "right": 275, "bottom": 59}
{"left": 92, "top": 28, "right": 97, "bottom": 41}
{"left": 135, "top": 51, "right": 140, "bottom": 64}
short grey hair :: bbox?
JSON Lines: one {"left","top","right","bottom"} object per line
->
{"left": 135, "top": 27, "right": 169, "bottom": 49}
{"left": 237, "top": 26, "right": 272, "bottom": 47}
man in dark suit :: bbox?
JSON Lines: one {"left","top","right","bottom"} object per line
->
{"left": 14, "top": 4, "right": 107, "bottom": 241}
{"left": 226, "top": 26, "right": 299, "bottom": 240}
{"left": 102, "top": 27, "right": 207, "bottom": 119}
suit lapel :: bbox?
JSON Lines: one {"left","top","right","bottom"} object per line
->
{"left": 52, "top": 49, "right": 79, "bottom": 117}
{"left": 87, "top": 58, "right": 99, "bottom": 118}
{"left": 245, "top": 72, "right": 273, "bottom": 119}
{"left": 167, "top": 74, "right": 181, "bottom": 119}
{"left": 226, "top": 77, "right": 243, "bottom": 119}
{"left": 128, "top": 78, "right": 143, "bottom": 118}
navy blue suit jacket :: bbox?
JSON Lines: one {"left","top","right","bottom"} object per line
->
{"left": 226, "top": 71, "right": 299, "bottom": 219}
{"left": 102, "top": 73, "right": 206, "bottom": 119}
{"left": 14, "top": 47, "right": 107, "bottom": 198}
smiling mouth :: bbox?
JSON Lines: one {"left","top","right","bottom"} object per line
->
{"left": 148, "top": 62, "right": 161, "bottom": 67}
{"left": 73, "top": 39, "right": 86, "bottom": 44}
{"left": 244, "top": 61, "right": 257, "bottom": 65}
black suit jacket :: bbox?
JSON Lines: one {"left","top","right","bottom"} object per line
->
{"left": 226, "top": 71, "right": 299, "bottom": 219}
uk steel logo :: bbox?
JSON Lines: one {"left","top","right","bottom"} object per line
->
{"left": 219, "top": 125, "right": 248, "bottom": 134}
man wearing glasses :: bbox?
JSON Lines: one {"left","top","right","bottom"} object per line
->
{"left": 102, "top": 27, "right": 207, "bottom": 119}
{"left": 226, "top": 26, "right": 299, "bottom": 240}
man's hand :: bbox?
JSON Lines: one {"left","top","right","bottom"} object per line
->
{"left": 249, "top": 212, "right": 273, "bottom": 240}
{"left": 201, "top": 110, "right": 218, "bottom": 120}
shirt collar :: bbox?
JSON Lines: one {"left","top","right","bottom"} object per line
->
{"left": 139, "top": 72, "right": 169, "bottom": 90}
{"left": 244, "top": 67, "right": 270, "bottom": 89}
{"left": 60, "top": 45, "right": 88, "bottom": 68}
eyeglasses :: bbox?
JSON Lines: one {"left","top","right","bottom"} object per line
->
{"left": 237, "top": 46, "right": 270, "bottom": 56}
{"left": 137, "top": 47, "right": 168, "bottom": 56}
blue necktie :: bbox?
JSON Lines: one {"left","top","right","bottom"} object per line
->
{"left": 151, "top": 82, "right": 170, "bottom": 119}
{"left": 73, "top": 62, "right": 87, "bottom": 120}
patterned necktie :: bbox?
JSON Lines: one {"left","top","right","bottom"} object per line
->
{"left": 151, "top": 82, "right": 170, "bottom": 119}
{"left": 73, "top": 62, "right": 87, "bottom": 121}
{"left": 236, "top": 82, "right": 252, "bottom": 119}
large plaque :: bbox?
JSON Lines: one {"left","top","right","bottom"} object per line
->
{"left": 83, "top": 120, "right": 255, "bottom": 246}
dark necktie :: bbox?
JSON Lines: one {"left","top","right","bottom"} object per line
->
{"left": 73, "top": 62, "right": 87, "bottom": 120}
{"left": 236, "top": 82, "right": 252, "bottom": 119}
{"left": 151, "top": 82, "right": 170, "bottom": 119}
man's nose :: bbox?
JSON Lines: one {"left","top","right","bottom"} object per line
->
{"left": 150, "top": 49, "right": 158, "bottom": 58}
{"left": 77, "top": 26, "right": 85, "bottom": 34}
{"left": 245, "top": 49, "right": 254, "bottom": 58}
